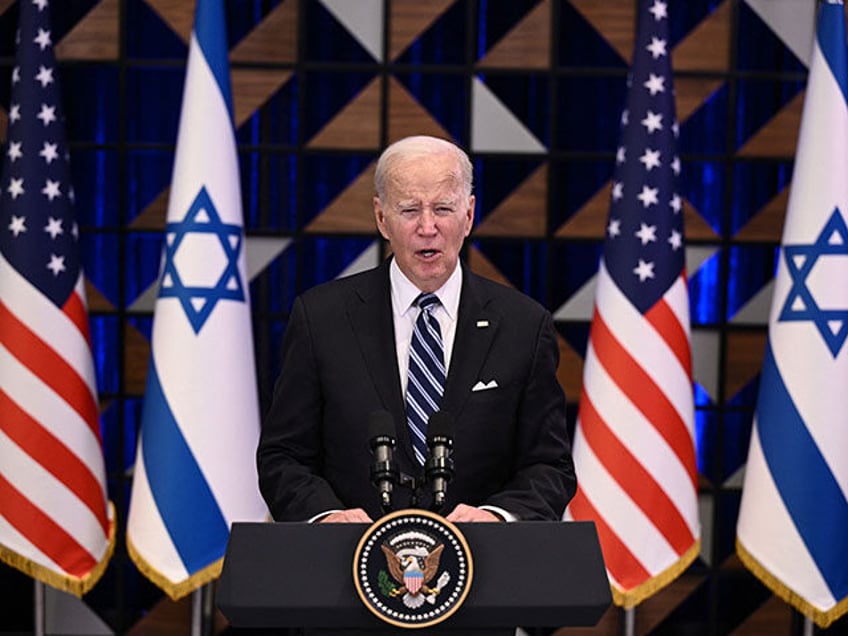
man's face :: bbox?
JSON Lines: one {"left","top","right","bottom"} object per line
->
{"left": 374, "top": 152, "right": 474, "bottom": 293}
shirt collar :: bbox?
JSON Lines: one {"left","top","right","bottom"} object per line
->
{"left": 389, "top": 258, "right": 462, "bottom": 321}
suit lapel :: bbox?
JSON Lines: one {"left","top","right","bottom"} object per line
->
{"left": 442, "top": 271, "right": 499, "bottom": 417}
{"left": 347, "top": 262, "right": 411, "bottom": 455}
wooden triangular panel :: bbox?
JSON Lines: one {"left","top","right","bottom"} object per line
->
{"left": 130, "top": 188, "right": 169, "bottom": 230}
{"left": 568, "top": 0, "right": 633, "bottom": 63}
{"left": 556, "top": 334, "right": 585, "bottom": 405}
{"left": 308, "top": 77, "right": 381, "bottom": 150}
{"left": 143, "top": 0, "right": 195, "bottom": 43}
{"left": 305, "top": 162, "right": 378, "bottom": 234}
{"left": 672, "top": 0, "right": 730, "bottom": 72}
{"left": 232, "top": 68, "right": 292, "bottom": 128}
{"left": 554, "top": 181, "right": 610, "bottom": 239}
{"left": 124, "top": 322, "right": 151, "bottom": 395}
{"left": 737, "top": 91, "right": 803, "bottom": 157}
{"left": 387, "top": 76, "right": 453, "bottom": 144}
{"left": 466, "top": 245, "right": 513, "bottom": 287}
{"left": 0, "top": 1, "right": 14, "bottom": 14}
{"left": 724, "top": 330, "right": 767, "bottom": 403}
{"left": 683, "top": 200, "right": 720, "bottom": 241}
{"left": 56, "top": 0, "right": 119, "bottom": 61}
{"left": 675, "top": 77, "right": 725, "bottom": 123}
{"left": 475, "top": 164, "right": 548, "bottom": 237}
{"left": 734, "top": 187, "right": 789, "bottom": 242}
{"left": 731, "top": 593, "right": 796, "bottom": 633}
{"left": 230, "top": 0, "right": 298, "bottom": 64}
{"left": 477, "top": 0, "right": 551, "bottom": 69}
{"left": 390, "top": 0, "right": 457, "bottom": 61}
{"left": 85, "top": 278, "right": 115, "bottom": 312}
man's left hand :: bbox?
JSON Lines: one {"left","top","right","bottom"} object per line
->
{"left": 445, "top": 503, "right": 500, "bottom": 522}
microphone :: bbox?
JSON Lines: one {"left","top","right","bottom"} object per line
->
{"left": 368, "top": 410, "right": 399, "bottom": 512}
{"left": 425, "top": 411, "right": 455, "bottom": 511}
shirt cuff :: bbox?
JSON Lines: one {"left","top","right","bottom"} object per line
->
{"left": 307, "top": 509, "right": 342, "bottom": 523}
{"left": 479, "top": 505, "right": 517, "bottom": 522}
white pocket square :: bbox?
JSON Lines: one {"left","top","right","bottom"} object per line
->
{"left": 472, "top": 380, "right": 498, "bottom": 392}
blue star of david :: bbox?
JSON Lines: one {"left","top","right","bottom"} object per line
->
{"left": 779, "top": 208, "right": 848, "bottom": 358}
{"left": 159, "top": 186, "right": 246, "bottom": 334}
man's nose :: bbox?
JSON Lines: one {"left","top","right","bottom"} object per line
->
{"left": 417, "top": 208, "right": 438, "bottom": 232}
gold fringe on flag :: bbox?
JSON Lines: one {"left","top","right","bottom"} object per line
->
{"left": 0, "top": 502, "right": 116, "bottom": 597}
{"left": 737, "top": 539, "right": 848, "bottom": 629}
{"left": 127, "top": 535, "right": 223, "bottom": 602}
{"left": 612, "top": 539, "right": 701, "bottom": 609}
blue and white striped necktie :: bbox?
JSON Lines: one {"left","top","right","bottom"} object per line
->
{"left": 406, "top": 293, "right": 446, "bottom": 465}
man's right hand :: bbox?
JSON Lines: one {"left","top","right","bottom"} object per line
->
{"left": 318, "top": 508, "right": 372, "bottom": 523}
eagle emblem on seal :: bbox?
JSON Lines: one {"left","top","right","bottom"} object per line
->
{"left": 381, "top": 539, "right": 451, "bottom": 608}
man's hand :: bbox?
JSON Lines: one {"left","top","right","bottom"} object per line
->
{"left": 319, "top": 508, "right": 372, "bottom": 523}
{"left": 445, "top": 503, "right": 501, "bottom": 522}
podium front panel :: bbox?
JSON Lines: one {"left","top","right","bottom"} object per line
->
{"left": 217, "top": 520, "right": 611, "bottom": 629}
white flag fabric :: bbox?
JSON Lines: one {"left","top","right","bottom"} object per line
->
{"left": 126, "top": 0, "right": 268, "bottom": 600}
{"left": 736, "top": 0, "right": 848, "bottom": 628}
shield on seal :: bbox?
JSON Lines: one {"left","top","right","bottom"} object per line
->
{"left": 404, "top": 569, "right": 423, "bottom": 595}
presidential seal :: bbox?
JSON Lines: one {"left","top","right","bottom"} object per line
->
{"left": 353, "top": 509, "right": 473, "bottom": 629}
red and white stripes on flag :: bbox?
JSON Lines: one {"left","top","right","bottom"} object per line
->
{"left": 0, "top": 0, "right": 114, "bottom": 595}
{"left": 564, "top": 0, "right": 700, "bottom": 608}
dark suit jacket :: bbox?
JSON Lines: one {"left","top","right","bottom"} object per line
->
{"left": 257, "top": 259, "right": 576, "bottom": 522}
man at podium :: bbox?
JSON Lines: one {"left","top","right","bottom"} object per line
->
{"left": 257, "top": 135, "right": 576, "bottom": 525}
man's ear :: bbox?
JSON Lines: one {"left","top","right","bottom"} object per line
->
{"left": 374, "top": 196, "right": 389, "bottom": 240}
{"left": 464, "top": 194, "right": 476, "bottom": 236}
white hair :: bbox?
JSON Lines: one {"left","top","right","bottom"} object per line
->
{"left": 374, "top": 135, "right": 473, "bottom": 201}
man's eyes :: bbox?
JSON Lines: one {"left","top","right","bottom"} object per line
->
{"left": 399, "top": 207, "right": 454, "bottom": 216}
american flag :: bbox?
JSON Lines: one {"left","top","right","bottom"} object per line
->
{"left": 564, "top": 0, "right": 700, "bottom": 608}
{"left": 0, "top": 0, "right": 114, "bottom": 595}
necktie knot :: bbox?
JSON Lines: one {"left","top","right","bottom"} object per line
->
{"left": 416, "top": 292, "right": 440, "bottom": 312}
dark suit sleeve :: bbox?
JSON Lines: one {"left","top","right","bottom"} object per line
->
{"left": 482, "top": 311, "right": 576, "bottom": 520}
{"left": 256, "top": 296, "right": 344, "bottom": 521}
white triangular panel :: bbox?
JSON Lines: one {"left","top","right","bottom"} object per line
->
{"left": 471, "top": 77, "right": 546, "bottom": 154}
{"left": 46, "top": 588, "right": 113, "bottom": 635}
{"left": 744, "top": 0, "right": 815, "bottom": 68}
{"left": 553, "top": 274, "right": 597, "bottom": 322}
{"left": 338, "top": 241, "right": 381, "bottom": 279}
{"left": 246, "top": 236, "right": 293, "bottom": 280}
{"left": 692, "top": 328, "right": 720, "bottom": 402}
{"left": 730, "top": 279, "right": 774, "bottom": 326}
{"left": 686, "top": 245, "right": 719, "bottom": 277}
{"left": 319, "top": 0, "right": 384, "bottom": 62}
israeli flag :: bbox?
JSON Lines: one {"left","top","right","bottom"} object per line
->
{"left": 736, "top": 1, "right": 848, "bottom": 628}
{"left": 127, "top": 0, "right": 268, "bottom": 599}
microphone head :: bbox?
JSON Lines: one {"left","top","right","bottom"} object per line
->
{"left": 367, "top": 409, "right": 396, "bottom": 443}
{"left": 427, "top": 411, "right": 454, "bottom": 444}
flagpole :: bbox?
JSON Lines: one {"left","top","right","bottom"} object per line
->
{"left": 34, "top": 580, "right": 45, "bottom": 636}
{"left": 623, "top": 606, "right": 635, "bottom": 636}
{"left": 191, "top": 583, "right": 215, "bottom": 636}
{"left": 802, "top": 616, "right": 814, "bottom": 636}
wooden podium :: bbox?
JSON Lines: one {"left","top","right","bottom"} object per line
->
{"left": 217, "top": 519, "right": 611, "bottom": 632}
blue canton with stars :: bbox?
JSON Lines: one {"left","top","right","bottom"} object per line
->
{"left": 159, "top": 186, "right": 246, "bottom": 333}
{"left": 779, "top": 208, "right": 848, "bottom": 358}
{"left": 603, "top": 0, "right": 684, "bottom": 314}
{"left": 0, "top": 0, "right": 80, "bottom": 308}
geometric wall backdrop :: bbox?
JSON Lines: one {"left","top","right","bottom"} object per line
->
{"left": 0, "top": 0, "right": 844, "bottom": 633}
